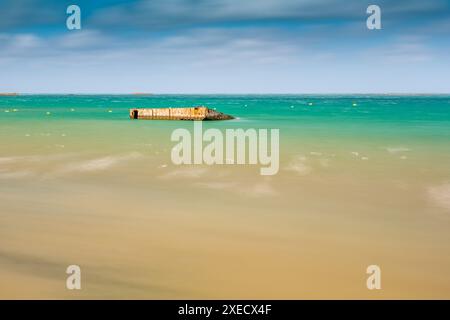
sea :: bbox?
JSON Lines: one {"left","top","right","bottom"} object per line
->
{"left": 0, "top": 94, "right": 449, "bottom": 298}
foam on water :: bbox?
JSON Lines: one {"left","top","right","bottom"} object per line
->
{"left": 387, "top": 147, "right": 411, "bottom": 154}
{"left": 194, "top": 181, "right": 277, "bottom": 198}
{"left": 0, "top": 170, "right": 34, "bottom": 179}
{"left": 60, "top": 152, "right": 143, "bottom": 173}
{"left": 428, "top": 184, "right": 450, "bottom": 211}
{"left": 285, "top": 155, "right": 312, "bottom": 175}
{"left": 159, "top": 167, "right": 209, "bottom": 180}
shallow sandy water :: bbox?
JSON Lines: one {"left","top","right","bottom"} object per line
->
{"left": 1, "top": 95, "right": 450, "bottom": 299}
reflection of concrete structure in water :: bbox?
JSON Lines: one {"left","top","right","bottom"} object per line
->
{"left": 129, "top": 106, "right": 234, "bottom": 121}
{"left": 0, "top": 93, "right": 18, "bottom": 96}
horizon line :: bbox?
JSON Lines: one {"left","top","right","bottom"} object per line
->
{"left": 2, "top": 92, "right": 450, "bottom": 96}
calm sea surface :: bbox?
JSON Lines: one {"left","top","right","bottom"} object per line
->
{"left": 1, "top": 95, "right": 450, "bottom": 298}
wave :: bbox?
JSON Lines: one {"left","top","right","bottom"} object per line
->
{"left": 194, "top": 181, "right": 277, "bottom": 198}
{"left": 0, "top": 152, "right": 144, "bottom": 178}
{"left": 59, "top": 152, "right": 143, "bottom": 173}
{"left": 159, "top": 167, "right": 209, "bottom": 180}
{"left": 0, "top": 170, "right": 34, "bottom": 179}
{"left": 0, "top": 154, "right": 75, "bottom": 164}
{"left": 386, "top": 147, "right": 411, "bottom": 154}
{"left": 284, "top": 155, "right": 312, "bottom": 175}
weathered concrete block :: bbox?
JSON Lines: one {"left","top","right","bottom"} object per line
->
{"left": 129, "top": 106, "right": 233, "bottom": 121}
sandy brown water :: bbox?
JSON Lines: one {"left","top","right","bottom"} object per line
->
{"left": 1, "top": 141, "right": 450, "bottom": 298}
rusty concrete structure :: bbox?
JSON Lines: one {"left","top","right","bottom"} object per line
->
{"left": 129, "top": 106, "right": 234, "bottom": 121}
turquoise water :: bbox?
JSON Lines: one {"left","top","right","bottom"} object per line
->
{"left": 0, "top": 95, "right": 450, "bottom": 164}
{"left": 2, "top": 94, "right": 450, "bottom": 120}
{"left": 1, "top": 94, "right": 449, "bottom": 178}
{"left": 1, "top": 94, "right": 449, "bottom": 142}
{"left": 1, "top": 94, "right": 449, "bottom": 128}
{"left": 1, "top": 94, "right": 449, "bottom": 156}
{"left": 1, "top": 94, "right": 449, "bottom": 175}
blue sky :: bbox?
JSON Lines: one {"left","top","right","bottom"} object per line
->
{"left": 1, "top": 0, "right": 449, "bottom": 93}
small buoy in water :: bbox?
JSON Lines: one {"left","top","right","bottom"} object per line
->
{"left": 290, "top": 105, "right": 294, "bottom": 108}
{"left": 46, "top": 111, "right": 51, "bottom": 115}
{"left": 70, "top": 108, "right": 75, "bottom": 112}
{"left": 308, "top": 102, "right": 313, "bottom": 106}
{"left": 108, "top": 110, "right": 113, "bottom": 113}
{"left": 352, "top": 103, "right": 358, "bottom": 107}
{"left": 12, "top": 109, "right": 18, "bottom": 112}
{"left": 4, "top": 110, "right": 10, "bottom": 113}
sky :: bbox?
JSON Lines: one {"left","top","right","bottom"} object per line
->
{"left": 0, "top": 0, "right": 449, "bottom": 94}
